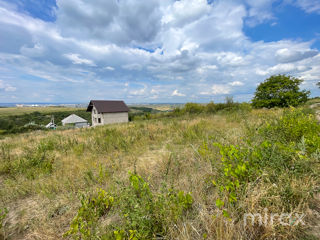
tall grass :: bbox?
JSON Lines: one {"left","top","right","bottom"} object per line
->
{"left": 0, "top": 106, "right": 319, "bottom": 239}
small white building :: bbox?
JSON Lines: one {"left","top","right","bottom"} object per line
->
{"left": 61, "top": 114, "right": 88, "bottom": 128}
{"left": 46, "top": 116, "right": 56, "bottom": 129}
{"left": 45, "top": 122, "right": 56, "bottom": 129}
{"left": 86, "top": 100, "right": 129, "bottom": 126}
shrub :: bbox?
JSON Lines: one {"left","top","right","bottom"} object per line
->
{"left": 64, "top": 189, "right": 114, "bottom": 240}
{"left": 210, "top": 143, "right": 259, "bottom": 214}
{"left": 258, "top": 108, "right": 320, "bottom": 153}
{"left": 183, "top": 103, "right": 205, "bottom": 114}
{"left": 115, "top": 172, "right": 193, "bottom": 239}
{"left": 199, "top": 107, "right": 319, "bottom": 223}
{"left": 205, "top": 101, "right": 216, "bottom": 113}
{"left": 65, "top": 173, "right": 193, "bottom": 239}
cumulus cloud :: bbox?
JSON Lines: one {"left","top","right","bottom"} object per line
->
{"left": 0, "top": 0, "right": 319, "bottom": 103}
{"left": 172, "top": 89, "right": 186, "bottom": 97}
{"left": 104, "top": 66, "right": 115, "bottom": 71}
{"left": 0, "top": 80, "right": 16, "bottom": 92}
{"left": 275, "top": 48, "right": 318, "bottom": 63}
{"left": 229, "top": 81, "right": 244, "bottom": 86}
{"left": 293, "top": 0, "right": 320, "bottom": 14}
{"left": 245, "top": 0, "right": 277, "bottom": 26}
{"left": 129, "top": 88, "right": 146, "bottom": 96}
{"left": 122, "top": 63, "right": 143, "bottom": 71}
{"left": 201, "top": 84, "right": 231, "bottom": 95}
{"left": 211, "top": 84, "right": 231, "bottom": 95}
{"left": 64, "top": 54, "right": 96, "bottom": 66}
{"left": 162, "top": 0, "right": 210, "bottom": 27}
{"left": 56, "top": 0, "right": 161, "bottom": 45}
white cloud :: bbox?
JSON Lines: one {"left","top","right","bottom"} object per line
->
{"left": 172, "top": 89, "right": 186, "bottom": 97}
{"left": 129, "top": 85, "right": 147, "bottom": 96}
{"left": 0, "top": 80, "right": 16, "bottom": 92}
{"left": 122, "top": 63, "right": 143, "bottom": 71}
{"left": 0, "top": 0, "right": 319, "bottom": 103}
{"left": 162, "top": 0, "right": 210, "bottom": 27}
{"left": 197, "top": 64, "right": 218, "bottom": 74}
{"left": 200, "top": 84, "right": 231, "bottom": 95}
{"left": 245, "top": 0, "right": 277, "bottom": 26}
{"left": 64, "top": 53, "right": 96, "bottom": 66}
{"left": 4, "top": 86, "right": 16, "bottom": 92}
{"left": 229, "top": 81, "right": 244, "bottom": 86}
{"left": 105, "top": 66, "right": 115, "bottom": 71}
{"left": 216, "top": 52, "right": 246, "bottom": 66}
{"left": 275, "top": 48, "right": 318, "bottom": 63}
{"left": 294, "top": 0, "right": 320, "bottom": 14}
{"left": 56, "top": 0, "right": 162, "bottom": 45}
{"left": 211, "top": 84, "right": 231, "bottom": 95}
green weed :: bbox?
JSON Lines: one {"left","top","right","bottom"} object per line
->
{"left": 64, "top": 189, "right": 114, "bottom": 240}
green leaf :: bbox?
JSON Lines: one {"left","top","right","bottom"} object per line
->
{"left": 215, "top": 199, "right": 224, "bottom": 209}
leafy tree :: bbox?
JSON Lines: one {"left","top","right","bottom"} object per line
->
{"left": 252, "top": 75, "right": 310, "bottom": 108}
{"left": 317, "top": 81, "right": 320, "bottom": 88}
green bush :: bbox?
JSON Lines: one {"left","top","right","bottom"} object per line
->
{"left": 183, "top": 103, "right": 205, "bottom": 114}
{"left": 114, "top": 172, "right": 193, "bottom": 239}
{"left": 199, "top": 107, "right": 319, "bottom": 220}
{"left": 205, "top": 101, "right": 216, "bottom": 113}
{"left": 64, "top": 189, "right": 114, "bottom": 240}
{"left": 258, "top": 108, "right": 320, "bottom": 153}
{"left": 208, "top": 143, "right": 260, "bottom": 217}
{"left": 65, "top": 173, "right": 193, "bottom": 240}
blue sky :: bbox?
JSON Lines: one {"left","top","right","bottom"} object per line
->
{"left": 0, "top": 0, "right": 319, "bottom": 103}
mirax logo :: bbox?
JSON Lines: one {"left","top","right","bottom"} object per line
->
{"left": 244, "top": 208, "right": 305, "bottom": 227}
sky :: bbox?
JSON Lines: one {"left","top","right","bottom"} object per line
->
{"left": 0, "top": 0, "right": 320, "bottom": 103}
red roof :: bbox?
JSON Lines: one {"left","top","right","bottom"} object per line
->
{"left": 87, "top": 100, "right": 129, "bottom": 113}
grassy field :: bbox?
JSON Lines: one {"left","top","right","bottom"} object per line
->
{"left": 0, "top": 106, "right": 163, "bottom": 135}
{"left": 129, "top": 104, "right": 182, "bottom": 112}
{"left": 0, "top": 107, "right": 80, "bottom": 117}
{"left": 0, "top": 105, "right": 319, "bottom": 239}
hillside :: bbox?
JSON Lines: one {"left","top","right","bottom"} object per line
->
{"left": 0, "top": 107, "right": 320, "bottom": 239}
{"left": 0, "top": 107, "right": 79, "bottom": 117}
{"left": 0, "top": 106, "right": 162, "bottom": 135}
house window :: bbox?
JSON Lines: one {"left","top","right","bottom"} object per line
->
{"left": 98, "top": 118, "right": 101, "bottom": 123}
{"left": 93, "top": 109, "right": 96, "bottom": 114}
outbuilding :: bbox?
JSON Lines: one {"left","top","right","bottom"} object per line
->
{"left": 86, "top": 100, "right": 129, "bottom": 126}
{"left": 61, "top": 114, "right": 88, "bottom": 128}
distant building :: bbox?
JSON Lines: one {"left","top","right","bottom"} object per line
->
{"left": 46, "top": 116, "right": 57, "bottom": 129}
{"left": 46, "top": 122, "right": 56, "bottom": 129}
{"left": 61, "top": 114, "right": 88, "bottom": 128}
{"left": 86, "top": 100, "right": 129, "bottom": 126}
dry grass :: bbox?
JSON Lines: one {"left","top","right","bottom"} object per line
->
{"left": 0, "top": 109, "right": 319, "bottom": 239}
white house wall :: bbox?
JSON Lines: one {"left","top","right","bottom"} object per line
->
{"left": 101, "top": 112, "right": 128, "bottom": 125}
{"left": 91, "top": 106, "right": 100, "bottom": 126}
{"left": 91, "top": 106, "right": 128, "bottom": 126}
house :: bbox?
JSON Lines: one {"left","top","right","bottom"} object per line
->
{"left": 86, "top": 100, "right": 129, "bottom": 126}
{"left": 61, "top": 114, "right": 88, "bottom": 128}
